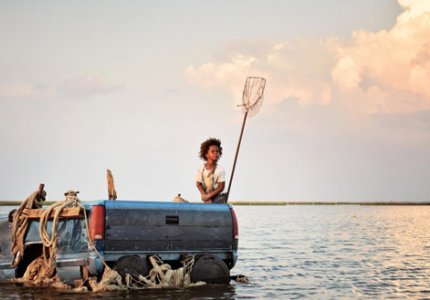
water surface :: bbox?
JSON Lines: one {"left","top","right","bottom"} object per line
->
{"left": 1, "top": 205, "right": 430, "bottom": 299}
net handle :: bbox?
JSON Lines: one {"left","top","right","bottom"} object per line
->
{"left": 226, "top": 110, "right": 248, "bottom": 199}
{"left": 226, "top": 77, "right": 265, "bottom": 201}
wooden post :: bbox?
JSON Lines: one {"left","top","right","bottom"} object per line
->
{"left": 106, "top": 169, "right": 117, "bottom": 200}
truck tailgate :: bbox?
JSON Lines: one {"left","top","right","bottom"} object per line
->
{"left": 104, "top": 201, "right": 233, "bottom": 252}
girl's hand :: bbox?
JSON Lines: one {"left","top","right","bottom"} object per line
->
{"left": 201, "top": 193, "right": 211, "bottom": 201}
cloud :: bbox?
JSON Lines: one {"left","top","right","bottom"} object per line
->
{"left": 0, "top": 76, "right": 122, "bottom": 101}
{"left": 185, "top": 54, "right": 258, "bottom": 101}
{"left": 0, "top": 83, "right": 52, "bottom": 100}
{"left": 397, "top": 0, "right": 430, "bottom": 23}
{"left": 331, "top": 0, "right": 430, "bottom": 114}
{"left": 185, "top": 0, "right": 430, "bottom": 116}
{"left": 185, "top": 38, "right": 335, "bottom": 107}
{"left": 57, "top": 75, "right": 121, "bottom": 98}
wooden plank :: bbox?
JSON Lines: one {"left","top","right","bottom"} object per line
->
{"left": 23, "top": 207, "right": 83, "bottom": 219}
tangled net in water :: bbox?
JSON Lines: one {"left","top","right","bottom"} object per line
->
{"left": 87, "top": 256, "right": 205, "bottom": 292}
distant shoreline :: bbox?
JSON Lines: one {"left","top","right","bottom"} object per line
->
{"left": 1, "top": 200, "right": 430, "bottom": 206}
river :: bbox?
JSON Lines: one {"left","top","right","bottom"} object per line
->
{"left": 1, "top": 205, "right": 430, "bottom": 299}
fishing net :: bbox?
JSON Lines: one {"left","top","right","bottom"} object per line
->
{"left": 12, "top": 189, "right": 84, "bottom": 289}
{"left": 10, "top": 184, "right": 46, "bottom": 267}
{"left": 227, "top": 77, "right": 266, "bottom": 199}
{"left": 240, "top": 76, "right": 266, "bottom": 117}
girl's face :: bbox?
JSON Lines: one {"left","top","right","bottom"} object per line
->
{"left": 205, "top": 145, "right": 220, "bottom": 162}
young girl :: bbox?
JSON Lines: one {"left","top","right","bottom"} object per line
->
{"left": 195, "top": 138, "right": 226, "bottom": 204}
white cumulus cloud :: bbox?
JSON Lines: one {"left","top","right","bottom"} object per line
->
{"left": 186, "top": 38, "right": 335, "bottom": 107}
{"left": 186, "top": 0, "right": 430, "bottom": 116}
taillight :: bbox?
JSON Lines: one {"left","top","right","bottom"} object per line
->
{"left": 89, "top": 205, "right": 105, "bottom": 240}
{"left": 230, "top": 207, "right": 239, "bottom": 240}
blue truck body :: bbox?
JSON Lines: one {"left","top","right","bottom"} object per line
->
{"left": 0, "top": 200, "right": 238, "bottom": 283}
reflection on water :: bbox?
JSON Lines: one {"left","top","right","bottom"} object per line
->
{"left": 234, "top": 205, "right": 430, "bottom": 299}
{"left": 0, "top": 282, "right": 237, "bottom": 299}
{"left": 1, "top": 205, "right": 430, "bottom": 299}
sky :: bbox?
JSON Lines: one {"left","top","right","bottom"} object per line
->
{"left": 1, "top": 0, "right": 430, "bottom": 202}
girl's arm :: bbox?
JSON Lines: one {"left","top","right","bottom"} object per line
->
{"left": 203, "top": 182, "right": 225, "bottom": 202}
{"left": 196, "top": 182, "right": 210, "bottom": 203}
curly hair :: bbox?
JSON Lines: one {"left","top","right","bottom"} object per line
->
{"left": 199, "top": 138, "right": 223, "bottom": 161}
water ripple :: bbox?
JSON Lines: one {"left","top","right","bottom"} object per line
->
{"left": 1, "top": 205, "right": 430, "bottom": 299}
{"left": 233, "top": 205, "right": 430, "bottom": 299}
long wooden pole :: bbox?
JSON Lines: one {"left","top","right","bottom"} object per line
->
{"left": 226, "top": 110, "right": 249, "bottom": 201}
